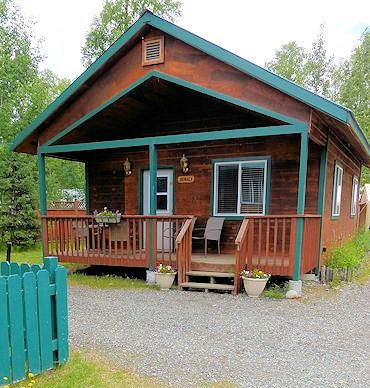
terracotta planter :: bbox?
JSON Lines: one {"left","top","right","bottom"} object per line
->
{"left": 241, "top": 276, "right": 269, "bottom": 297}
{"left": 155, "top": 272, "right": 177, "bottom": 290}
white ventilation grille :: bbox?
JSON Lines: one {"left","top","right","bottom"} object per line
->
{"left": 142, "top": 37, "right": 164, "bottom": 66}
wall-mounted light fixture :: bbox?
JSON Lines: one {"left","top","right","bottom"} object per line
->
{"left": 180, "top": 154, "right": 189, "bottom": 174}
{"left": 123, "top": 158, "right": 132, "bottom": 176}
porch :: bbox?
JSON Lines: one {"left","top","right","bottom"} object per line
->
{"left": 42, "top": 214, "right": 321, "bottom": 293}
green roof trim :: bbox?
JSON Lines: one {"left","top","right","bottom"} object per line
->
{"left": 44, "top": 70, "right": 300, "bottom": 147}
{"left": 10, "top": 10, "right": 369, "bottom": 155}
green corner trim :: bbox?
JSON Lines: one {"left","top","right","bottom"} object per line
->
{"left": 40, "top": 124, "right": 305, "bottom": 154}
{"left": 85, "top": 162, "right": 90, "bottom": 214}
{"left": 10, "top": 11, "right": 369, "bottom": 155}
{"left": 293, "top": 131, "right": 309, "bottom": 280}
{"left": 316, "top": 144, "right": 328, "bottom": 274}
{"left": 38, "top": 152, "right": 47, "bottom": 257}
{"left": 38, "top": 153, "right": 47, "bottom": 216}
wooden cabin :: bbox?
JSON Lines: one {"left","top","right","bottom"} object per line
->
{"left": 11, "top": 11, "right": 369, "bottom": 293}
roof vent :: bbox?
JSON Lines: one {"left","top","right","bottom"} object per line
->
{"left": 142, "top": 37, "right": 164, "bottom": 66}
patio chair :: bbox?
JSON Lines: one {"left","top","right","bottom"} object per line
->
{"left": 192, "top": 217, "right": 225, "bottom": 255}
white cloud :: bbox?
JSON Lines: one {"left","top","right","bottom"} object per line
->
{"left": 18, "top": 0, "right": 369, "bottom": 80}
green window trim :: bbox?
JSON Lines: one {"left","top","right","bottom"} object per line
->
{"left": 211, "top": 156, "right": 271, "bottom": 218}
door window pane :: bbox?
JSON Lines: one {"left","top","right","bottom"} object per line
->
{"left": 157, "top": 177, "right": 168, "bottom": 193}
{"left": 157, "top": 194, "right": 168, "bottom": 210}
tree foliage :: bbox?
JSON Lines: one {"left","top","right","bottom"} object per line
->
{"left": 266, "top": 26, "right": 370, "bottom": 182}
{"left": 81, "top": 0, "right": 182, "bottom": 67}
{"left": 0, "top": 146, "right": 39, "bottom": 247}
{"left": 0, "top": 0, "right": 84, "bottom": 247}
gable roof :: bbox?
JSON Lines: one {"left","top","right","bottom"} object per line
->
{"left": 10, "top": 10, "right": 369, "bottom": 157}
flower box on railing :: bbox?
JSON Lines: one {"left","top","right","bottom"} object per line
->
{"left": 94, "top": 213, "right": 121, "bottom": 224}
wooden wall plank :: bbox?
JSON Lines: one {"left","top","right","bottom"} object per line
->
{"left": 0, "top": 277, "right": 11, "bottom": 384}
{"left": 55, "top": 267, "right": 68, "bottom": 363}
{"left": 23, "top": 272, "right": 41, "bottom": 374}
{"left": 37, "top": 270, "right": 53, "bottom": 371}
{"left": 7, "top": 275, "right": 26, "bottom": 382}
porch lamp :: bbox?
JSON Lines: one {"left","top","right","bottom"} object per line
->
{"left": 180, "top": 154, "right": 189, "bottom": 174}
{"left": 123, "top": 158, "right": 132, "bottom": 176}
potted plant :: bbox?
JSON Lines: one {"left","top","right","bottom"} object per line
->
{"left": 155, "top": 264, "right": 177, "bottom": 290}
{"left": 94, "top": 207, "right": 121, "bottom": 224}
{"left": 240, "top": 268, "right": 270, "bottom": 297}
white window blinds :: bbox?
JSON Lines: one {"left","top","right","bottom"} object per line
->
{"left": 240, "top": 163, "right": 265, "bottom": 214}
{"left": 332, "top": 163, "right": 343, "bottom": 217}
{"left": 215, "top": 160, "right": 267, "bottom": 216}
{"left": 351, "top": 176, "right": 359, "bottom": 216}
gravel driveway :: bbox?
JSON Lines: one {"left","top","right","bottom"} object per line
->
{"left": 69, "top": 284, "right": 370, "bottom": 387}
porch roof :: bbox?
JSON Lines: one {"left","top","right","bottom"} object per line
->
{"left": 10, "top": 10, "right": 369, "bottom": 163}
{"left": 48, "top": 73, "right": 285, "bottom": 147}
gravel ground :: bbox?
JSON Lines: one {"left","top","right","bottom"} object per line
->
{"left": 69, "top": 283, "right": 370, "bottom": 387}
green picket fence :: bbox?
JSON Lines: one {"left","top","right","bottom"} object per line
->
{"left": 0, "top": 257, "right": 68, "bottom": 386}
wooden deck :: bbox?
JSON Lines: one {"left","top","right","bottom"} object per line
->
{"left": 43, "top": 214, "right": 321, "bottom": 293}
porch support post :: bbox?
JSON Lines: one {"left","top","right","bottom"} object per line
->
{"left": 293, "top": 130, "right": 309, "bottom": 282}
{"left": 85, "top": 162, "right": 90, "bottom": 214}
{"left": 148, "top": 144, "right": 157, "bottom": 270}
{"left": 38, "top": 152, "right": 47, "bottom": 256}
{"left": 316, "top": 142, "right": 328, "bottom": 274}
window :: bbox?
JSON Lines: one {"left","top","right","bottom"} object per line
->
{"left": 351, "top": 176, "right": 359, "bottom": 216}
{"left": 214, "top": 159, "right": 268, "bottom": 216}
{"left": 332, "top": 163, "right": 343, "bottom": 217}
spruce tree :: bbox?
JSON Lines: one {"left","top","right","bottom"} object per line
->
{"left": 0, "top": 146, "right": 39, "bottom": 248}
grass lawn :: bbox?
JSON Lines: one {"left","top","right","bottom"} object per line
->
{"left": 0, "top": 244, "right": 153, "bottom": 290}
{"left": 10, "top": 351, "right": 165, "bottom": 388}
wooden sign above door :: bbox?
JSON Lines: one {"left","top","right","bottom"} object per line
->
{"left": 177, "top": 175, "right": 195, "bottom": 184}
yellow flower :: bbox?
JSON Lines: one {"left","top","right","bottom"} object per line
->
{"left": 28, "top": 373, "right": 35, "bottom": 378}
{"left": 3, "top": 377, "right": 8, "bottom": 381}
{"left": 4, "top": 385, "right": 10, "bottom": 388}
{"left": 31, "top": 380, "right": 36, "bottom": 383}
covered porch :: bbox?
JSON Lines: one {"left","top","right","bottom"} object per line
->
{"left": 36, "top": 73, "right": 326, "bottom": 293}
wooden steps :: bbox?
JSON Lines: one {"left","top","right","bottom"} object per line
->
{"left": 180, "top": 270, "right": 235, "bottom": 292}
{"left": 186, "top": 270, "right": 234, "bottom": 278}
{"left": 180, "top": 282, "right": 234, "bottom": 291}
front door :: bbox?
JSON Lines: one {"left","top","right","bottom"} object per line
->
{"left": 143, "top": 169, "right": 174, "bottom": 251}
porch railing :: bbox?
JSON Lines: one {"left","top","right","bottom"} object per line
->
{"left": 42, "top": 215, "right": 192, "bottom": 268}
{"left": 234, "top": 215, "right": 321, "bottom": 278}
{"left": 175, "top": 218, "right": 194, "bottom": 286}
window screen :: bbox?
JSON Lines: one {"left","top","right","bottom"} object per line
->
{"left": 240, "top": 163, "right": 265, "bottom": 214}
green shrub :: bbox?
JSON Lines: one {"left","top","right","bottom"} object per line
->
{"left": 263, "top": 283, "right": 287, "bottom": 299}
{"left": 326, "top": 231, "right": 370, "bottom": 270}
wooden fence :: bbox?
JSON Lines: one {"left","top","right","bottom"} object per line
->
{"left": 0, "top": 257, "right": 68, "bottom": 386}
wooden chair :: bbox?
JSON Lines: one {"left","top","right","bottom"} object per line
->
{"left": 192, "top": 217, "right": 225, "bottom": 255}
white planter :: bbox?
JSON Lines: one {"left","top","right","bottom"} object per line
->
{"left": 155, "top": 272, "right": 177, "bottom": 290}
{"left": 241, "top": 277, "right": 269, "bottom": 298}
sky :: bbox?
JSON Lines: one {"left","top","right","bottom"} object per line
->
{"left": 19, "top": 0, "right": 369, "bottom": 81}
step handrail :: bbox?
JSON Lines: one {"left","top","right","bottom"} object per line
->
{"left": 176, "top": 218, "right": 194, "bottom": 286}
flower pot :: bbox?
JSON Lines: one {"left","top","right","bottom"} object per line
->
{"left": 155, "top": 272, "right": 177, "bottom": 290}
{"left": 241, "top": 277, "right": 269, "bottom": 297}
